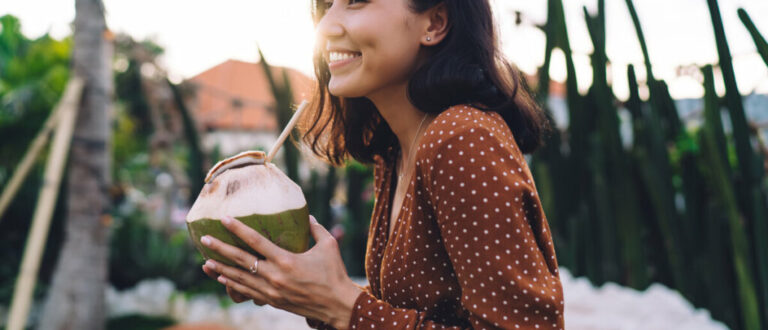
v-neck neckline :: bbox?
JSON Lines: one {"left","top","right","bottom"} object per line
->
{"left": 382, "top": 117, "right": 432, "bottom": 245}
{"left": 385, "top": 152, "right": 404, "bottom": 244}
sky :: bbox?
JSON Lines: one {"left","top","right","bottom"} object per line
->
{"left": 3, "top": 0, "right": 768, "bottom": 100}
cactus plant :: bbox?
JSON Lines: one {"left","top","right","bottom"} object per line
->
{"left": 736, "top": 8, "right": 768, "bottom": 325}
{"left": 529, "top": 1, "right": 768, "bottom": 328}
{"left": 738, "top": 8, "right": 768, "bottom": 68}
{"left": 583, "top": 0, "right": 648, "bottom": 288}
{"left": 706, "top": 3, "right": 768, "bottom": 327}
{"left": 257, "top": 46, "right": 301, "bottom": 183}
{"left": 624, "top": 0, "right": 689, "bottom": 294}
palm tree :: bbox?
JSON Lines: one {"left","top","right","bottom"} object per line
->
{"left": 39, "top": 0, "right": 113, "bottom": 328}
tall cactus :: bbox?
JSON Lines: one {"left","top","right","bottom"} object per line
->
{"left": 583, "top": 1, "right": 617, "bottom": 283}
{"left": 624, "top": 0, "right": 689, "bottom": 294}
{"left": 583, "top": 1, "right": 648, "bottom": 288}
{"left": 706, "top": 0, "right": 766, "bottom": 226}
{"left": 342, "top": 160, "right": 373, "bottom": 276}
{"left": 707, "top": 3, "right": 768, "bottom": 327}
{"left": 699, "top": 63, "right": 762, "bottom": 330}
{"left": 738, "top": 8, "right": 768, "bottom": 71}
{"left": 532, "top": 0, "right": 583, "bottom": 274}
{"left": 530, "top": 1, "right": 767, "bottom": 327}
{"left": 306, "top": 164, "right": 338, "bottom": 229}
{"left": 167, "top": 79, "right": 206, "bottom": 204}
{"left": 699, "top": 65, "right": 746, "bottom": 328}
{"left": 257, "top": 47, "right": 301, "bottom": 182}
{"left": 737, "top": 8, "right": 768, "bottom": 324}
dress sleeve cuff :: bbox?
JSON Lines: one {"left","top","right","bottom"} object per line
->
{"left": 307, "top": 289, "right": 376, "bottom": 330}
{"left": 347, "top": 290, "right": 379, "bottom": 329}
{"left": 306, "top": 317, "right": 336, "bottom": 329}
{"left": 348, "top": 290, "right": 414, "bottom": 329}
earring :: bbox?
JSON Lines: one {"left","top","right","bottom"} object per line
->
{"left": 426, "top": 36, "right": 432, "bottom": 42}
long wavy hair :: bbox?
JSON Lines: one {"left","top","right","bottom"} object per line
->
{"left": 299, "top": 0, "right": 550, "bottom": 166}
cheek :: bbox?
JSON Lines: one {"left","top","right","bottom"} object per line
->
{"left": 370, "top": 39, "right": 419, "bottom": 72}
{"left": 327, "top": 12, "right": 423, "bottom": 97}
{"left": 360, "top": 31, "right": 422, "bottom": 86}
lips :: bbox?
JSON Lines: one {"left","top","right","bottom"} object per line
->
{"left": 328, "top": 51, "right": 361, "bottom": 63}
{"left": 326, "top": 46, "right": 361, "bottom": 62}
{"left": 325, "top": 48, "right": 362, "bottom": 71}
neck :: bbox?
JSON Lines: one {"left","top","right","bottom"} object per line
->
{"left": 366, "top": 82, "right": 430, "bottom": 158}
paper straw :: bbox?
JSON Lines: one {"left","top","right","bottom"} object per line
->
{"left": 266, "top": 100, "right": 309, "bottom": 164}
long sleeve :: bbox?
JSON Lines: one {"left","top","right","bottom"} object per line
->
{"left": 346, "top": 112, "right": 564, "bottom": 329}
{"left": 306, "top": 284, "right": 374, "bottom": 329}
{"left": 348, "top": 290, "right": 469, "bottom": 329}
{"left": 422, "top": 123, "right": 564, "bottom": 329}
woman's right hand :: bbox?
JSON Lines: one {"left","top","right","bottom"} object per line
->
{"left": 203, "top": 262, "right": 264, "bottom": 305}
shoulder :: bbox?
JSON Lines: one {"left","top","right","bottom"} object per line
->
{"left": 417, "top": 104, "right": 520, "bottom": 159}
{"left": 372, "top": 154, "right": 388, "bottom": 189}
{"left": 415, "top": 104, "right": 538, "bottom": 205}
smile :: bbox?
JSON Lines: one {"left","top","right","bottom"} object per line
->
{"left": 328, "top": 51, "right": 362, "bottom": 71}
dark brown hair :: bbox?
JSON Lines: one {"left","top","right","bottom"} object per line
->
{"left": 300, "top": 0, "right": 550, "bottom": 166}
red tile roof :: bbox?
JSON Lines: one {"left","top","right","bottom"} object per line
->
{"left": 188, "top": 59, "right": 314, "bottom": 131}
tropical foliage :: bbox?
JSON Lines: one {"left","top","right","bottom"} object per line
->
{"left": 531, "top": 1, "right": 767, "bottom": 329}
{"left": 2, "top": 0, "right": 767, "bottom": 328}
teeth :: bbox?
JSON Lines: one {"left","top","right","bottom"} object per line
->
{"left": 329, "top": 51, "right": 361, "bottom": 63}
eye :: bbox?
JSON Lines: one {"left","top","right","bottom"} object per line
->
{"left": 317, "top": 0, "right": 366, "bottom": 16}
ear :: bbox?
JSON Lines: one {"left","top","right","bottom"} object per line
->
{"left": 421, "top": 3, "right": 450, "bottom": 46}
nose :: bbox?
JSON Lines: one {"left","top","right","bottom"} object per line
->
{"left": 316, "top": 5, "right": 345, "bottom": 42}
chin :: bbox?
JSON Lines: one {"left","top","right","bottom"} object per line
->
{"left": 328, "top": 80, "right": 368, "bottom": 98}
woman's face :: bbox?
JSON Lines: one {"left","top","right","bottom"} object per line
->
{"left": 316, "top": 0, "right": 431, "bottom": 98}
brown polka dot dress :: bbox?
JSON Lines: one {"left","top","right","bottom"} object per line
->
{"left": 310, "top": 104, "right": 564, "bottom": 329}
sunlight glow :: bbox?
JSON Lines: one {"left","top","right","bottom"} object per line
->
{"left": 4, "top": 0, "right": 768, "bottom": 99}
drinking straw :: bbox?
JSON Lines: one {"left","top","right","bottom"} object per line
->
{"left": 266, "top": 100, "right": 309, "bottom": 164}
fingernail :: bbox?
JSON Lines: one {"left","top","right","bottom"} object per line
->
{"left": 201, "top": 236, "right": 212, "bottom": 246}
{"left": 205, "top": 259, "right": 216, "bottom": 270}
{"left": 309, "top": 215, "right": 318, "bottom": 224}
{"left": 222, "top": 216, "right": 233, "bottom": 225}
{"left": 218, "top": 276, "right": 227, "bottom": 285}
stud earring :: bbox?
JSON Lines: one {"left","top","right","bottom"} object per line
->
{"left": 426, "top": 36, "right": 432, "bottom": 42}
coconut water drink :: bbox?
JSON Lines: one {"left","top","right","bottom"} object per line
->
{"left": 186, "top": 150, "right": 310, "bottom": 266}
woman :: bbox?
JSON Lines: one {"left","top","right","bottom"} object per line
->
{"left": 200, "top": 0, "right": 565, "bottom": 328}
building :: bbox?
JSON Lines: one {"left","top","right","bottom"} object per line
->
{"left": 187, "top": 59, "right": 315, "bottom": 157}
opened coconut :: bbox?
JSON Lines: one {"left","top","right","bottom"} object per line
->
{"left": 186, "top": 150, "right": 310, "bottom": 266}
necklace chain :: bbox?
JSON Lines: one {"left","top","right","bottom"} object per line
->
{"left": 398, "top": 113, "right": 429, "bottom": 182}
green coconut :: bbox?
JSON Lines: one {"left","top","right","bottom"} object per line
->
{"left": 186, "top": 151, "right": 310, "bottom": 266}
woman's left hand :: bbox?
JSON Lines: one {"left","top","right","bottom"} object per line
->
{"left": 200, "top": 215, "right": 362, "bottom": 329}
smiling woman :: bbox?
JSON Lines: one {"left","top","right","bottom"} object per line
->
{"left": 302, "top": 0, "right": 549, "bottom": 166}
{"left": 202, "top": 0, "right": 564, "bottom": 329}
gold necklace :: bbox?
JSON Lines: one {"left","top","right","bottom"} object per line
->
{"left": 398, "top": 113, "right": 429, "bottom": 183}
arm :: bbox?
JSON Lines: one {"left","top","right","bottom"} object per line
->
{"left": 306, "top": 284, "right": 372, "bottom": 329}
{"left": 420, "top": 124, "right": 564, "bottom": 329}
{"left": 344, "top": 124, "right": 564, "bottom": 329}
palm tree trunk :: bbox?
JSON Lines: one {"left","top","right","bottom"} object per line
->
{"left": 39, "top": 0, "right": 113, "bottom": 328}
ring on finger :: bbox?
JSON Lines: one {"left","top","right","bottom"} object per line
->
{"left": 249, "top": 258, "right": 259, "bottom": 275}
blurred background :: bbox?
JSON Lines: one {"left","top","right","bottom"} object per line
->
{"left": 0, "top": 0, "right": 767, "bottom": 329}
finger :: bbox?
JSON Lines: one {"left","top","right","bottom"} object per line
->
{"left": 226, "top": 286, "right": 249, "bottom": 303}
{"left": 308, "top": 215, "right": 334, "bottom": 243}
{"left": 217, "top": 275, "right": 273, "bottom": 306}
{"left": 208, "top": 259, "right": 274, "bottom": 296}
{"left": 202, "top": 263, "right": 220, "bottom": 280}
{"left": 220, "top": 215, "right": 288, "bottom": 260}
{"left": 202, "top": 236, "right": 261, "bottom": 272}
{"left": 208, "top": 260, "right": 259, "bottom": 304}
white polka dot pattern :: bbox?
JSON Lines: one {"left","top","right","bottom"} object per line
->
{"left": 309, "top": 105, "right": 564, "bottom": 329}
